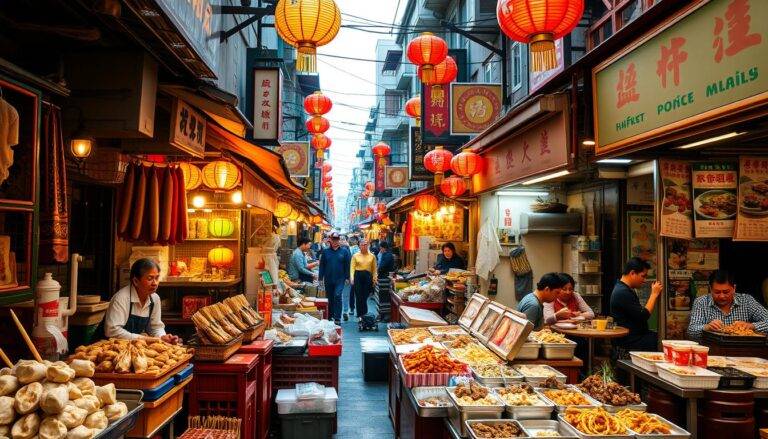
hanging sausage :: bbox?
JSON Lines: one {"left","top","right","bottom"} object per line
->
{"left": 117, "top": 163, "right": 135, "bottom": 237}
{"left": 130, "top": 164, "right": 147, "bottom": 240}
{"left": 160, "top": 165, "right": 174, "bottom": 243}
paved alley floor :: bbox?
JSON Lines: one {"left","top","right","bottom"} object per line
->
{"left": 334, "top": 315, "right": 394, "bottom": 439}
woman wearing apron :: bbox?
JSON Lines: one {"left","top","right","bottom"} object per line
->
{"left": 100, "top": 258, "right": 179, "bottom": 344}
{"left": 350, "top": 239, "right": 377, "bottom": 320}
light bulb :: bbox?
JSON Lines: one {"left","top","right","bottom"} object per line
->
{"left": 191, "top": 195, "right": 206, "bottom": 208}
{"left": 231, "top": 190, "right": 243, "bottom": 204}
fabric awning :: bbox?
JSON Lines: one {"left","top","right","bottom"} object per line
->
{"left": 206, "top": 123, "right": 305, "bottom": 197}
{"left": 160, "top": 84, "right": 252, "bottom": 137}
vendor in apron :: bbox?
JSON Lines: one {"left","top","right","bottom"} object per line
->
{"left": 99, "top": 258, "right": 179, "bottom": 344}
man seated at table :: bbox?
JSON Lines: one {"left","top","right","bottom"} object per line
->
{"left": 516, "top": 273, "right": 566, "bottom": 330}
{"left": 609, "top": 257, "right": 663, "bottom": 352}
{"left": 687, "top": 270, "right": 768, "bottom": 341}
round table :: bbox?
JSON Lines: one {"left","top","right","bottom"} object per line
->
{"left": 550, "top": 325, "right": 629, "bottom": 374}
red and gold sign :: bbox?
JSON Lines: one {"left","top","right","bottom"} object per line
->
{"left": 277, "top": 142, "right": 310, "bottom": 178}
{"left": 412, "top": 208, "right": 464, "bottom": 241}
{"left": 385, "top": 165, "right": 409, "bottom": 189}
{"left": 450, "top": 83, "right": 503, "bottom": 135}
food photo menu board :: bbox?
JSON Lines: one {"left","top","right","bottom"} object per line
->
{"left": 692, "top": 162, "right": 738, "bottom": 238}
{"left": 735, "top": 156, "right": 768, "bottom": 241}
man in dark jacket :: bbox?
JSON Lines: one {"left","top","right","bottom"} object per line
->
{"left": 610, "top": 257, "right": 663, "bottom": 352}
{"left": 319, "top": 231, "right": 351, "bottom": 324}
{"left": 377, "top": 242, "right": 396, "bottom": 279}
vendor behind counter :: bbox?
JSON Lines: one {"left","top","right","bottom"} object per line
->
{"left": 433, "top": 242, "right": 465, "bottom": 274}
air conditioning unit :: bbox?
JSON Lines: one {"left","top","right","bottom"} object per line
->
{"left": 519, "top": 212, "right": 582, "bottom": 235}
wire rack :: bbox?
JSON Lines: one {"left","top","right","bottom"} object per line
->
{"left": 171, "top": 209, "right": 242, "bottom": 277}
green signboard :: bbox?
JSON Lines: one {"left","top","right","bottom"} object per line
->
{"left": 593, "top": 0, "right": 768, "bottom": 154}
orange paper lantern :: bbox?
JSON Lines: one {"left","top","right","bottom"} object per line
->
{"left": 376, "top": 202, "right": 387, "bottom": 213}
{"left": 365, "top": 181, "right": 375, "bottom": 192}
{"left": 178, "top": 162, "right": 203, "bottom": 190}
{"left": 424, "top": 147, "right": 453, "bottom": 174}
{"left": 372, "top": 142, "right": 391, "bottom": 157}
{"left": 419, "top": 56, "right": 457, "bottom": 86}
{"left": 322, "top": 162, "right": 332, "bottom": 173}
{"left": 208, "top": 246, "right": 235, "bottom": 268}
{"left": 201, "top": 160, "right": 240, "bottom": 191}
{"left": 441, "top": 175, "right": 467, "bottom": 198}
{"left": 415, "top": 194, "right": 439, "bottom": 214}
{"left": 451, "top": 150, "right": 483, "bottom": 178}
{"left": 407, "top": 32, "right": 448, "bottom": 84}
{"left": 497, "top": 0, "right": 584, "bottom": 71}
{"left": 275, "top": 0, "right": 341, "bottom": 72}
{"left": 304, "top": 91, "right": 333, "bottom": 115}
{"left": 306, "top": 116, "right": 330, "bottom": 134}
{"left": 405, "top": 96, "right": 421, "bottom": 125}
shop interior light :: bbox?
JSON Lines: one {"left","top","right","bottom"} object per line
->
{"left": 191, "top": 195, "right": 206, "bottom": 208}
{"left": 495, "top": 190, "right": 549, "bottom": 197}
{"left": 596, "top": 159, "right": 633, "bottom": 164}
{"left": 521, "top": 170, "right": 571, "bottom": 185}
{"left": 675, "top": 131, "right": 745, "bottom": 149}
{"left": 203, "top": 209, "right": 213, "bottom": 213}
{"left": 231, "top": 190, "right": 243, "bottom": 204}
{"left": 582, "top": 139, "right": 596, "bottom": 146}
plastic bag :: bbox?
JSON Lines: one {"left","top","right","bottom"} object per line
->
{"left": 295, "top": 382, "right": 326, "bottom": 400}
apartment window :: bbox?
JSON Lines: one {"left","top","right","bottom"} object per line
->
{"left": 384, "top": 91, "right": 402, "bottom": 116}
{"left": 483, "top": 57, "right": 493, "bottom": 83}
{"left": 511, "top": 42, "right": 522, "bottom": 91}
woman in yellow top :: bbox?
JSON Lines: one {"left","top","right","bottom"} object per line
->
{"left": 350, "top": 239, "right": 377, "bottom": 320}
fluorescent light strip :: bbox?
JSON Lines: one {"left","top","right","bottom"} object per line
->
{"left": 597, "top": 159, "right": 633, "bottom": 164}
{"left": 495, "top": 191, "right": 549, "bottom": 197}
{"left": 675, "top": 131, "right": 745, "bottom": 150}
{"left": 521, "top": 170, "right": 571, "bottom": 186}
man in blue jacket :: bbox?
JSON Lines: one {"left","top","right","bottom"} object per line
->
{"left": 319, "top": 231, "right": 351, "bottom": 324}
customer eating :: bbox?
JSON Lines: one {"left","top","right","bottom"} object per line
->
{"left": 687, "top": 270, "right": 768, "bottom": 341}
{"left": 609, "top": 257, "right": 663, "bottom": 352}
{"left": 516, "top": 273, "right": 566, "bottom": 330}
{"left": 543, "top": 273, "right": 595, "bottom": 325}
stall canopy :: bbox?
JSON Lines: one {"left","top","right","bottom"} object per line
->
{"left": 161, "top": 84, "right": 252, "bottom": 137}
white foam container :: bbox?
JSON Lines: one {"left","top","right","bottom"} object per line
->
{"left": 629, "top": 351, "right": 667, "bottom": 373}
{"left": 655, "top": 363, "right": 720, "bottom": 389}
{"left": 276, "top": 387, "right": 338, "bottom": 414}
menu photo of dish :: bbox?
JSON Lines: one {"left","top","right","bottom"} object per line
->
{"left": 735, "top": 156, "right": 768, "bottom": 241}
{"left": 470, "top": 302, "right": 494, "bottom": 334}
{"left": 659, "top": 160, "right": 693, "bottom": 239}
{"left": 668, "top": 278, "right": 692, "bottom": 311}
{"left": 459, "top": 294, "right": 489, "bottom": 328}
{"left": 692, "top": 162, "right": 738, "bottom": 238}
{"left": 476, "top": 303, "right": 506, "bottom": 342}
{"left": 487, "top": 311, "right": 532, "bottom": 359}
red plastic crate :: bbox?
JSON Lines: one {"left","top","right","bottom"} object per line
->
{"left": 308, "top": 328, "right": 343, "bottom": 357}
{"left": 271, "top": 355, "right": 339, "bottom": 392}
{"left": 237, "top": 341, "right": 273, "bottom": 439}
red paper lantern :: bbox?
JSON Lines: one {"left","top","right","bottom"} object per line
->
{"left": 312, "top": 134, "right": 332, "bottom": 150}
{"left": 419, "top": 56, "right": 457, "bottom": 86}
{"left": 441, "top": 175, "right": 467, "bottom": 198}
{"left": 304, "top": 91, "right": 333, "bottom": 116}
{"left": 415, "top": 194, "right": 439, "bottom": 214}
{"left": 323, "top": 174, "right": 333, "bottom": 183}
{"left": 366, "top": 206, "right": 374, "bottom": 217}
{"left": 405, "top": 96, "right": 421, "bottom": 124}
{"left": 372, "top": 142, "right": 391, "bottom": 157}
{"left": 376, "top": 202, "right": 387, "bottom": 213}
{"left": 407, "top": 32, "right": 448, "bottom": 84}
{"left": 322, "top": 162, "right": 332, "bottom": 173}
{"left": 365, "top": 181, "right": 375, "bottom": 192}
{"left": 306, "top": 116, "right": 330, "bottom": 134}
{"left": 424, "top": 147, "right": 453, "bottom": 175}
{"left": 451, "top": 150, "right": 483, "bottom": 178}
{"left": 497, "top": 0, "right": 584, "bottom": 71}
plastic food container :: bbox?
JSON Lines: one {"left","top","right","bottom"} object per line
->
{"left": 465, "top": 419, "right": 528, "bottom": 439}
{"left": 513, "top": 341, "right": 541, "bottom": 360}
{"left": 275, "top": 387, "right": 338, "bottom": 414}
{"left": 519, "top": 419, "right": 578, "bottom": 439}
{"left": 671, "top": 345, "right": 693, "bottom": 366}
{"left": 629, "top": 351, "right": 667, "bottom": 373}
{"left": 662, "top": 340, "right": 697, "bottom": 362}
{"left": 493, "top": 388, "right": 554, "bottom": 420}
{"left": 409, "top": 386, "right": 452, "bottom": 417}
{"left": 733, "top": 366, "right": 768, "bottom": 389}
{"left": 655, "top": 363, "right": 721, "bottom": 389}
{"left": 541, "top": 339, "right": 577, "bottom": 360}
{"left": 691, "top": 345, "right": 709, "bottom": 367}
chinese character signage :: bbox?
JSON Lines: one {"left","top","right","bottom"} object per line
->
{"left": 450, "top": 83, "right": 503, "bottom": 135}
{"left": 252, "top": 68, "right": 282, "bottom": 143}
{"left": 409, "top": 126, "right": 432, "bottom": 181}
{"left": 735, "top": 156, "right": 768, "bottom": 241}
{"left": 421, "top": 85, "right": 470, "bottom": 146}
{"left": 155, "top": 0, "right": 220, "bottom": 77}
{"left": 169, "top": 98, "right": 206, "bottom": 158}
{"left": 659, "top": 159, "right": 693, "bottom": 239}
{"left": 374, "top": 155, "right": 390, "bottom": 197}
{"left": 593, "top": 0, "right": 768, "bottom": 155}
{"left": 692, "top": 162, "right": 738, "bottom": 237}
{"left": 277, "top": 142, "right": 310, "bottom": 178}
{"left": 473, "top": 111, "right": 570, "bottom": 193}
{"left": 530, "top": 39, "right": 565, "bottom": 93}
{"left": 385, "top": 165, "right": 409, "bottom": 189}
{"left": 412, "top": 210, "right": 464, "bottom": 241}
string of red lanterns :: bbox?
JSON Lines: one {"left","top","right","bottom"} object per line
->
{"left": 407, "top": 32, "right": 448, "bottom": 84}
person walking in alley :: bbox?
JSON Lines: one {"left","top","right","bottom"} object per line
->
{"left": 319, "top": 231, "right": 351, "bottom": 325}
{"left": 350, "top": 238, "right": 377, "bottom": 321}
{"left": 342, "top": 236, "right": 361, "bottom": 320}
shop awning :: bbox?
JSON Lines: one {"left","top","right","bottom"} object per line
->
{"left": 160, "top": 84, "right": 252, "bottom": 137}
{"left": 206, "top": 123, "right": 305, "bottom": 198}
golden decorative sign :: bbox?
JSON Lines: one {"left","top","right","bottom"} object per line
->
{"left": 277, "top": 142, "right": 310, "bottom": 178}
{"left": 385, "top": 165, "right": 409, "bottom": 189}
{"left": 450, "top": 83, "right": 503, "bottom": 135}
{"left": 593, "top": 0, "right": 768, "bottom": 155}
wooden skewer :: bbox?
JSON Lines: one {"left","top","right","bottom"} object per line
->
{"left": 0, "top": 347, "right": 12, "bottom": 368}
{"left": 9, "top": 309, "right": 43, "bottom": 362}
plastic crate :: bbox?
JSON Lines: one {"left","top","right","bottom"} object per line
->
{"left": 127, "top": 377, "right": 190, "bottom": 438}
{"left": 174, "top": 364, "right": 194, "bottom": 384}
{"left": 279, "top": 412, "right": 335, "bottom": 439}
{"left": 237, "top": 340, "right": 274, "bottom": 439}
{"left": 141, "top": 376, "right": 175, "bottom": 402}
{"left": 189, "top": 353, "right": 260, "bottom": 439}
{"left": 272, "top": 355, "right": 339, "bottom": 392}
{"left": 308, "top": 329, "right": 343, "bottom": 357}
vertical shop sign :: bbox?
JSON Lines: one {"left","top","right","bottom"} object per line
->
{"left": 277, "top": 142, "right": 310, "bottom": 178}
{"left": 692, "top": 162, "right": 738, "bottom": 237}
{"left": 169, "top": 98, "right": 206, "bottom": 158}
{"left": 385, "top": 166, "right": 409, "bottom": 189}
{"left": 421, "top": 85, "right": 471, "bottom": 146}
{"left": 735, "top": 156, "right": 768, "bottom": 241}
{"left": 450, "top": 83, "right": 503, "bottom": 135}
{"left": 374, "top": 155, "right": 391, "bottom": 197}
{"left": 252, "top": 68, "right": 282, "bottom": 143}
{"left": 627, "top": 212, "right": 658, "bottom": 280}
{"left": 155, "top": 0, "right": 220, "bottom": 77}
{"left": 409, "top": 126, "right": 431, "bottom": 181}
{"left": 659, "top": 159, "right": 693, "bottom": 239}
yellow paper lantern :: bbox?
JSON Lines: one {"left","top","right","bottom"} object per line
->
{"left": 178, "top": 162, "right": 203, "bottom": 190}
{"left": 274, "top": 0, "right": 341, "bottom": 72}
{"left": 288, "top": 209, "right": 301, "bottom": 221}
{"left": 208, "top": 246, "right": 235, "bottom": 268}
{"left": 209, "top": 218, "right": 235, "bottom": 238}
{"left": 202, "top": 160, "right": 240, "bottom": 191}
{"left": 275, "top": 201, "right": 293, "bottom": 218}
